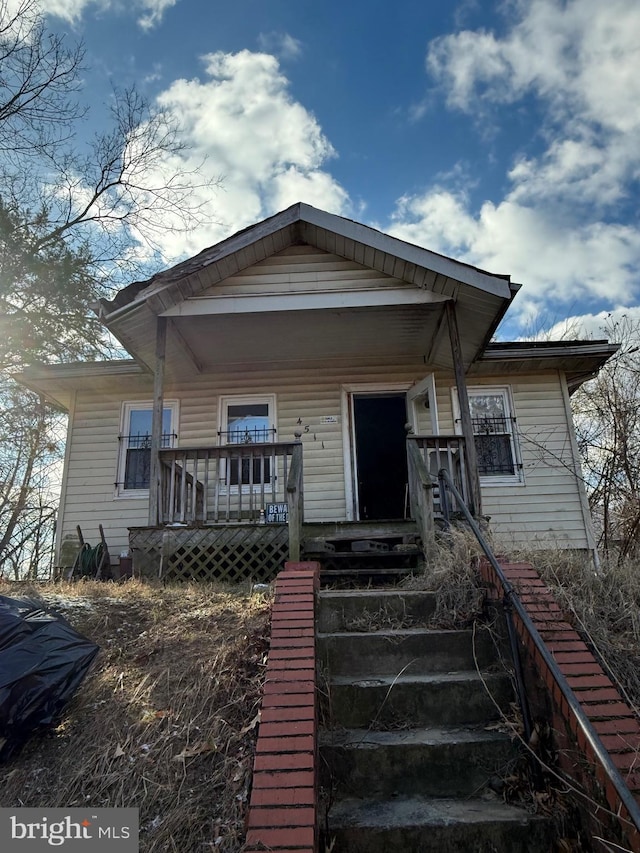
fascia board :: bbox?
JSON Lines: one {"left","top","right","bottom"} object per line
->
{"left": 160, "top": 288, "right": 451, "bottom": 317}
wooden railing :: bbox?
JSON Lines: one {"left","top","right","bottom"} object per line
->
{"left": 158, "top": 441, "right": 302, "bottom": 527}
{"left": 286, "top": 441, "right": 304, "bottom": 561}
{"left": 406, "top": 439, "right": 435, "bottom": 548}
{"left": 406, "top": 435, "right": 472, "bottom": 544}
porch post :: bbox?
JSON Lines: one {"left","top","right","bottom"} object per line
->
{"left": 445, "top": 301, "right": 482, "bottom": 517}
{"left": 148, "top": 316, "right": 167, "bottom": 526}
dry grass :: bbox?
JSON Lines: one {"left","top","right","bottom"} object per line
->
{"left": 512, "top": 549, "right": 640, "bottom": 714}
{"left": 341, "top": 603, "right": 417, "bottom": 632}
{"left": 400, "top": 527, "right": 486, "bottom": 627}
{"left": 0, "top": 578, "right": 270, "bottom": 852}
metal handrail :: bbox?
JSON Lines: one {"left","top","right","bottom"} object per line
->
{"left": 438, "top": 466, "right": 640, "bottom": 831}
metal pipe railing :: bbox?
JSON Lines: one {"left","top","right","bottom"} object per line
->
{"left": 437, "top": 467, "right": 640, "bottom": 832}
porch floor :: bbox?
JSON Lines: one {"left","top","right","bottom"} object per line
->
{"left": 302, "top": 519, "right": 418, "bottom": 541}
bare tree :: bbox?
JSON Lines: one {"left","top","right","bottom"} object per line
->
{"left": 572, "top": 315, "right": 640, "bottom": 562}
{"left": 0, "top": 0, "right": 219, "bottom": 576}
{"left": 0, "top": 0, "right": 84, "bottom": 161}
{"left": 0, "top": 384, "right": 63, "bottom": 578}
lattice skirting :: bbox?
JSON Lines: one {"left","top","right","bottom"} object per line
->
{"left": 129, "top": 525, "right": 289, "bottom": 583}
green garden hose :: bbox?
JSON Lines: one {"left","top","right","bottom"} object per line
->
{"left": 74, "top": 542, "right": 105, "bottom": 578}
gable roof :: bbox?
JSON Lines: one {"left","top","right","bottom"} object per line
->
{"left": 94, "top": 203, "right": 521, "bottom": 377}
{"left": 99, "top": 202, "right": 517, "bottom": 317}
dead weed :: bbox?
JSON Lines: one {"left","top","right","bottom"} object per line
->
{"left": 510, "top": 548, "right": 640, "bottom": 714}
{"left": 0, "top": 578, "right": 270, "bottom": 853}
{"left": 401, "top": 527, "right": 485, "bottom": 627}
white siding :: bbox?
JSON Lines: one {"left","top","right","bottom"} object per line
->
{"left": 60, "top": 361, "right": 420, "bottom": 559}
{"left": 59, "top": 362, "right": 593, "bottom": 562}
{"left": 433, "top": 370, "right": 592, "bottom": 549}
{"left": 197, "top": 246, "right": 416, "bottom": 297}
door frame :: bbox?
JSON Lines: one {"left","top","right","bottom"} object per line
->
{"left": 341, "top": 382, "right": 415, "bottom": 522}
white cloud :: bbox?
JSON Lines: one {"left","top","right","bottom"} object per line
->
{"left": 428, "top": 0, "right": 640, "bottom": 130}
{"left": 390, "top": 1, "right": 640, "bottom": 331}
{"left": 141, "top": 49, "right": 350, "bottom": 259}
{"left": 39, "top": 0, "right": 177, "bottom": 30}
{"left": 38, "top": 0, "right": 98, "bottom": 24}
{"left": 137, "top": 0, "right": 176, "bottom": 31}
{"left": 391, "top": 191, "right": 640, "bottom": 304}
{"left": 543, "top": 308, "right": 640, "bottom": 341}
{"left": 257, "top": 32, "right": 303, "bottom": 61}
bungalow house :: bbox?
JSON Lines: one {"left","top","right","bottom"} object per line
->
{"left": 17, "top": 203, "right": 615, "bottom": 580}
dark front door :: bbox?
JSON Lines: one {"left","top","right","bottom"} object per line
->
{"left": 353, "top": 394, "right": 408, "bottom": 520}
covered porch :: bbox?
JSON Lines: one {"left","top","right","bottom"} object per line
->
{"left": 94, "top": 205, "right": 518, "bottom": 579}
{"left": 128, "top": 431, "right": 473, "bottom": 581}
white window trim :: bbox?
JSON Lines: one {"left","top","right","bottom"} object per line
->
{"left": 218, "top": 394, "right": 277, "bottom": 494}
{"left": 115, "top": 400, "right": 179, "bottom": 499}
{"left": 407, "top": 374, "right": 439, "bottom": 434}
{"left": 451, "top": 385, "right": 524, "bottom": 487}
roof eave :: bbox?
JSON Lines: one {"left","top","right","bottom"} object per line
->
{"left": 97, "top": 202, "right": 514, "bottom": 322}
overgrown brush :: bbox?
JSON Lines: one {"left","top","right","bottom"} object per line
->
{"left": 0, "top": 579, "right": 270, "bottom": 852}
{"left": 513, "top": 549, "right": 640, "bottom": 714}
{"left": 401, "top": 527, "right": 486, "bottom": 627}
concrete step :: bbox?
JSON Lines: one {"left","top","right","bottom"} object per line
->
{"left": 317, "top": 589, "right": 437, "bottom": 633}
{"left": 318, "top": 627, "right": 499, "bottom": 676}
{"left": 325, "top": 796, "right": 554, "bottom": 853}
{"left": 327, "top": 671, "right": 513, "bottom": 728}
{"left": 319, "top": 725, "right": 517, "bottom": 799}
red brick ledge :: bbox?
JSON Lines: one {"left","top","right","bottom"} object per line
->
{"left": 480, "top": 558, "right": 640, "bottom": 852}
{"left": 245, "top": 561, "right": 320, "bottom": 853}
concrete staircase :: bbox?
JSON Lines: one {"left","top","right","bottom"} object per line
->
{"left": 317, "top": 588, "right": 555, "bottom": 852}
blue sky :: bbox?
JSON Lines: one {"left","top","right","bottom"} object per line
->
{"left": 38, "top": 0, "right": 640, "bottom": 339}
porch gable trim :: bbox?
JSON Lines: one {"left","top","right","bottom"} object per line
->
{"left": 160, "top": 287, "right": 451, "bottom": 317}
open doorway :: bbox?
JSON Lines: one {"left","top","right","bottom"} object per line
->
{"left": 352, "top": 393, "right": 408, "bottom": 520}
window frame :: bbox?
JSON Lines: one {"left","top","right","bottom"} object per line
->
{"left": 452, "top": 385, "right": 523, "bottom": 486}
{"left": 115, "top": 400, "right": 179, "bottom": 498}
{"left": 218, "top": 394, "right": 277, "bottom": 493}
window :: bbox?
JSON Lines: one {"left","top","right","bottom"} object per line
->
{"left": 454, "top": 387, "right": 522, "bottom": 484}
{"left": 219, "top": 396, "right": 276, "bottom": 487}
{"left": 117, "top": 402, "right": 178, "bottom": 495}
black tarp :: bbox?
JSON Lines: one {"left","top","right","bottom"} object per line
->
{"left": 0, "top": 595, "right": 99, "bottom": 760}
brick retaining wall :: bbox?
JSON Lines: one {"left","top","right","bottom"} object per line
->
{"left": 245, "top": 561, "right": 320, "bottom": 853}
{"left": 480, "top": 557, "right": 640, "bottom": 852}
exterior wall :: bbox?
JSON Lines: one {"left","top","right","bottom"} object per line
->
{"left": 434, "top": 369, "right": 595, "bottom": 550}
{"left": 57, "top": 361, "right": 594, "bottom": 566}
{"left": 198, "top": 245, "right": 416, "bottom": 297}
{"left": 58, "top": 360, "right": 422, "bottom": 562}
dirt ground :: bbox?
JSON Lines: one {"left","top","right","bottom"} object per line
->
{"left": 0, "top": 578, "right": 270, "bottom": 852}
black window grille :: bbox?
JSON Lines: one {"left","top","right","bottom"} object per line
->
{"left": 219, "top": 426, "right": 276, "bottom": 444}
{"left": 471, "top": 416, "right": 516, "bottom": 476}
{"left": 121, "top": 432, "right": 174, "bottom": 490}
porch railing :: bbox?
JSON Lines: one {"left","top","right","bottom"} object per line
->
{"left": 286, "top": 440, "right": 303, "bottom": 561}
{"left": 406, "top": 439, "right": 435, "bottom": 548}
{"left": 407, "top": 434, "right": 471, "bottom": 515}
{"left": 158, "top": 441, "right": 303, "bottom": 528}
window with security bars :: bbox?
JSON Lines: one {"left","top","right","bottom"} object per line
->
{"left": 219, "top": 399, "right": 276, "bottom": 486}
{"left": 118, "top": 404, "right": 177, "bottom": 493}
{"left": 468, "top": 390, "right": 520, "bottom": 479}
